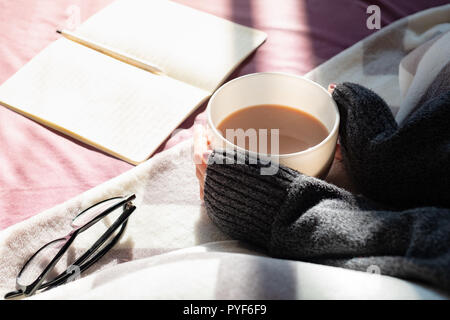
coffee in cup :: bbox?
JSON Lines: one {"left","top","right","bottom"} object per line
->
{"left": 207, "top": 72, "right": 340, "bottom": 178}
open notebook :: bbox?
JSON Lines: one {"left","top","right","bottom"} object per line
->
{"left": 0, "top": 0, "right": 266, "bottom": 164}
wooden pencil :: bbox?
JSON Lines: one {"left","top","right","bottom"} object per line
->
{"left": 57, "top": 29, "right": 164, "bottom": 75}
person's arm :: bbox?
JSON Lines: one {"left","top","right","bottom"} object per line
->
{"left": 195, "top": 82, "right": 450, "bottom": 289}
{"left": 199, "top": 82, "right": 450, "bottom": 256}
{"left": 203, "top": 148, "right": 450, "bottom": 290}
{"left": 331, "top": 83, "right": 450, "bottom": 208}
{"left": 204, "top": 148, "right": 449, "bottom": 259}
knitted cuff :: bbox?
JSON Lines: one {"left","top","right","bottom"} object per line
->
{"left": 203, "top": 149, "right": 300, "bottom": 248}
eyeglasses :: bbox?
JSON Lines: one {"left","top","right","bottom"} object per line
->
{"left": 4, "top": 194, "right": 137, "bottom": 299}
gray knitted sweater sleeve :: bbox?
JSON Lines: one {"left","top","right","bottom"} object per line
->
{"left": 203, "top": 83, "right": 450, "bottom": 291}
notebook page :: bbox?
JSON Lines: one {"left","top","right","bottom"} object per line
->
{"left": 73, "top": 0, "right": 267, "bottom": 93}
{"left": 0, "top": 38, "right": 209, "bottom": 164}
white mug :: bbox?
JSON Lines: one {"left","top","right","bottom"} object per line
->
{"left": 206, "top": 72, "right": 340, "bottom": 178}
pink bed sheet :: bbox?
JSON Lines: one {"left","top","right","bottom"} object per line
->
{"left": 0, "top": 0, "right": 447, "bottom": 230}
